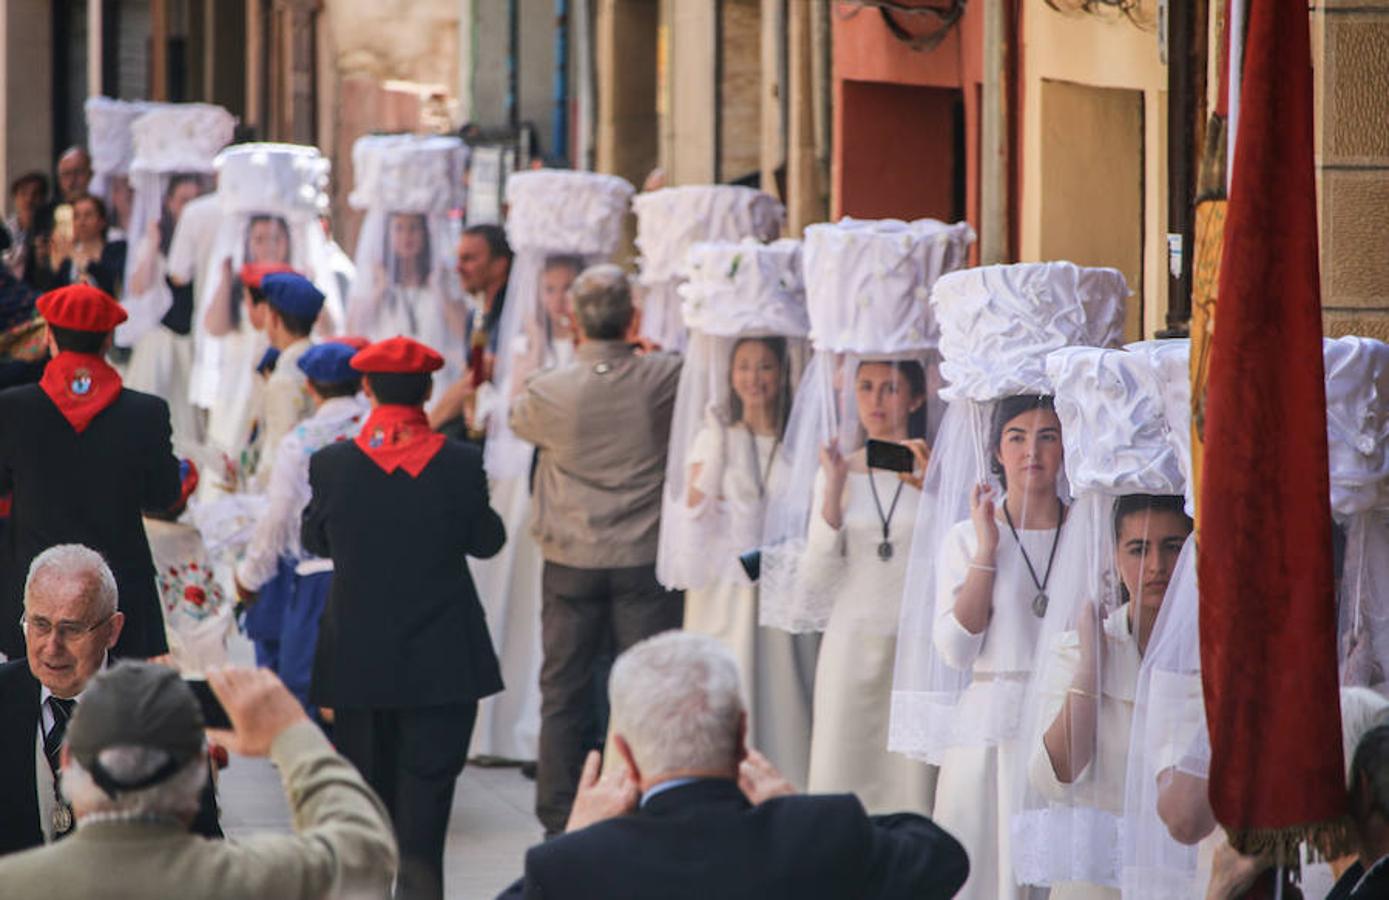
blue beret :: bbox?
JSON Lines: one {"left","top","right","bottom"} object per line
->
{"left": 297, "top": 341, "right": 361, "bottom": 384}
{"left": 260, "top": 272, "right": 325, "bottom": 321}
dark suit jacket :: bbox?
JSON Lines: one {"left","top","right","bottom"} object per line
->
{"left": 497, "top": 779, "right": 969, "bottom": 900}
{"left": 302, "top": 438, "right": 506, "bottom": 710}
{"left": 0, "top": 385, "right": 181, "bottom": 659}
{"left": 0, "top": 660, "right": 222, "bottom": 855}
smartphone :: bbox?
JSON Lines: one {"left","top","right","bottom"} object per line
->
{"left": 184, "top": 678, "right": 233, "bottom": 730}
{"left": 866, "top": 439, "right": 915, "bottom": 473}
{"left": 53, "top": 204, "right": 74, "bottom": 244}
{"left": 738, "top": 549, "right": 762, "bottom": 583}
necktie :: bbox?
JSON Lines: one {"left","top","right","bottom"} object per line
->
{"left": 44, "top": 696, "right": 75, "bottom": 775}
{"left": 45, "top": 696, "right": 76, "bottom": 838}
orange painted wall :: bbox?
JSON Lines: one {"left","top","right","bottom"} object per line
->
{"left": 832, "top": 3, "right": 984, "bottom": 247}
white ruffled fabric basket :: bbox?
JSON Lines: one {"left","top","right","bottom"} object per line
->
{"left": 935, "top": 261, "right": 1130, "bottom": 403}
{"left": 504, "top": 169, "right": 634, "bottom": 256}
{"left": 348, "top": 134, "right": 468, "bottom": 216}
{"left": 803, "top": 218, "right": 976, "bottom": 355}
{"left": 1325, "top": 336, "right": 1389, "bottom": 518}
{"left": 86, "top": 96, "right": 158, "bottom": 181}
{"left": 633, "top": 185, "right": 784, "bottom": 284}
{"left": 129, "top": 105, "right": 237, "bottom": 175}
{"left": 678, "top": 239, "right": 810, "bottom": 339}
{"left": 215, "top": 143, "right": 330, "bottom": 221}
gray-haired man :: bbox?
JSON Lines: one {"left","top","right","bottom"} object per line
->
{"left": 510, "top": 263, "right": 685, "bottom": 836}
{"left": 498, "top": 632, "right": 969, "bottom": 899}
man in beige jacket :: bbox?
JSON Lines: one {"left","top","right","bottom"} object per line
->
{"left": 0, "top": 661, "right": 397, "bottom": 899}
{"left": 510, "top": 263, "right": 684, "bottom": 837}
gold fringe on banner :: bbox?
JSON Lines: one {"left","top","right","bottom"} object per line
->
{"left": 1188, "top": 113, "right": 1228, "bottom": 529}
{"left": 1225, "top": 815, "right": 1356, "bottom": 867}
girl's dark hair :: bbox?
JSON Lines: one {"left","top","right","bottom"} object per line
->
{"left": 367, "top": 372, "right": 432, "bottom": 406}
{"left": 989, "top": 394, "right": 1056, "bottom": 488}
{"left": 385, "top": 212, "right": 432, "bottom": 286}
{"left": 10, "top": 172, "right": 49, "bottom": 199}
{"left": 543, "top": 254, "right": 584, "bottom": 276}
{"left": 158, "top": 173, "right": 208, "bottom": 254}
{"left": 727, "top": 336, "right": 793, "bottom": 436}
{"left": 1112, "top": 494, "right": 1191, "bottom": 540}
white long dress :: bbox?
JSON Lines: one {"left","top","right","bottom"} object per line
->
{"left": 1022, "top": 604, "right": 1141, "bottom": 900}
{"left": 469, "top": 337, "right": 575, "bottom": 761}
{"left": 932, "top": 513, "right": 1085, "bottom": 900}
{"left": 681, "top": 422, "right": 818, "bottom": 788}
{"left": 803, "top": 469, "right": 935, "bottom": 815}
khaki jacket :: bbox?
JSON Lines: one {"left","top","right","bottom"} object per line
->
{"left": 510, "top": 340, "right": 682, "bottom": 569}
{"left": 0, "top": 722, "right": 397, "bottom": 899}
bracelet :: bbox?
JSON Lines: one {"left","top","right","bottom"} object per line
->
{"left": 1067, "top": 687, "right": 1099, "bottom": 700}
{"left": 968, "top": 562, "right": 996, "bottom": 572}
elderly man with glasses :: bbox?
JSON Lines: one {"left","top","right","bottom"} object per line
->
{"left": 0, "top": 544, "right": 221, "bottom": 853}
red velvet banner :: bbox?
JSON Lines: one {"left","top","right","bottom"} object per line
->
{"left": 1198, "top": 0, "right": 1348, "bottom": 860}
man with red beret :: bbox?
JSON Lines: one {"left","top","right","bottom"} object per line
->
{"left": 301, "top": 335, "right": 505, "bottom": 900}
{"left": 0, "top": 284, "right": 182, "bottom": 660}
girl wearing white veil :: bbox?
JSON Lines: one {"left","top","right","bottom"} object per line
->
{"left": 1011, "top": 345, "right": 1189, "bottom": 899}
{"left": 469, "top": 169, "right": 633, "bottom": 763}
{"left": 345, "top": 135, "right": 469, "bottom": 390}
{"left": 84, "top": 97, "right": 155, "bottom": 239}
{"left": 118, "top": 104, "right": 235, "bottom": 451}
{"left": 888, "top": 262, "right": 1128, "bottom": 900}
{"left": 759, "top": 217, "right": 974, "bottom": 813}
{"left": 655, "top": 237, "right": 817, "bottom": 785}
{"left": 632, "top": 185, "right": 784, "bottom": 353}
{"left": 198, "top": 143, "right": 341, "bottom": 465}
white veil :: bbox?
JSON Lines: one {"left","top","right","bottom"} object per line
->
{"left": 1324, "top": 336, "right": 1389, "bottom": 690}
{"left": 482, "top": 168, "right": 634, "bottom": 480}
{"left": 345, "top": 134, "right": 468, "bottom": 387}
{"left": 200, "top": 143, "right": 338, "bottom": 455}
{"left": 758, "top": 217, "right": 975, "bottom": 634}
{"left": 85, "top": 96, "right": 158, "bottom": 231}
{"left": 1011, "top": 345, "right": 1187, "bottom": 891}
{"left": 632, "top": 185, "right": 785, "bottom": 352}
{"left": 888, "top": 262, "right": 1130, "bottom": 762}
{"left": 116, "top": 104, "right": 235, "bottom": 346}
{"left": 656, "top": 238, "right": 811, "bottom": 590}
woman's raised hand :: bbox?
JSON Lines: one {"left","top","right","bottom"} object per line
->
{"left": 969, "top": 482, "right": 1000, "bottom": 559}
{"left": 818, "top": 439, "right": 850, "bottom": 530}
{"left": 897, "top": 438, "right": 931, "bottom": 490}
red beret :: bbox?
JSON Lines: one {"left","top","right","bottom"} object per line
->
{"left": 351, "top": 336, "right": 445, "bottom": 374}
{"left": 36, "top": 284, "right": 128, "bottom": 332}
{"left": 240, "top": 262, "right": 297, "bottom": 290}
{"left": 330, "top": 335, "right": 371, "bottom": 352}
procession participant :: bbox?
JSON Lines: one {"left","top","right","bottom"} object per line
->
{"left": 758, "top": 218, "right": 973, "bottom": 810}
{"left": 0, "top": 284, "right": 182, "bottom": 660}
{"left": 472, "top": 169, "right": 633, "bottom": 766}
{"left": 303, "top": 335, "right": 505, "bottom": 899}
{"left": 631, "top": 184, "right": 784, "bottom": 352}
{"left": 116, "top": 104, "right": 234, "bottom": 450}
{"left": 346, "top": 135, "right": 469, "bottom": 391}
{"left": 888, "top": 261, "right": 1128, "bottom": 900}
{"left": 656, "top": 238, "right": 817, "bottom": 786}
{"left": 234, "top": 341, "right": 365, "bottom": 713}
{"left": 1011, "top": 345, "right": 1189, "bottom": 899}
{"left": 199, "top": 143, "right": 341, "bottom": 459}
{"left": 509, "top": 264, "right": 683, "bottom": 837}
{"left": 256, "top": 272, "right": 324, "bottom": 474}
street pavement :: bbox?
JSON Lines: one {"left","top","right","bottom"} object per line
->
{"left": 218, "top": 635, "right": 540, "bottom": 899}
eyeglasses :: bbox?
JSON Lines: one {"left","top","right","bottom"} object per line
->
{"left": 19, "top": 612, "right": 114, "bottom": 643}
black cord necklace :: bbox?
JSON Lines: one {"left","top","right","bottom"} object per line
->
{"left": 744, "top": 423, "right": 780, "bottom": 499}
{"left": 1002, "top": 496, "right": 1066, "bottom": 617}
{"left": 866, "top": 469, "right": 906, "bottom": 562}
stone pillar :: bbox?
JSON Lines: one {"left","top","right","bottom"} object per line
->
{"left": 1313, "top": 2, "right": 1389, "bottom": 338}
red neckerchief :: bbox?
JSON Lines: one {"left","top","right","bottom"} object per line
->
{"left": 39, "top": 351, "right": 123, "bottom": 434}
{"left": 354, "top": 404, "right": 445, "bottom": 477}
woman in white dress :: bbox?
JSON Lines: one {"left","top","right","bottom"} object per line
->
{"left": 679, "top": 336, "right": 817, "bottom": 786}
{"left": 1023, "top": 494, "right": 1191, "bottom": 899}
{"left": 800, "top": 356, "right": 935, "bottom": 814}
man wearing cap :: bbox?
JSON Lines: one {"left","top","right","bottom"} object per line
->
{"left": 0, "top": 544, "right": 220, "bottom": 853}
{"left": 0, "top": 284, "right": 182, "bottom": 660}
{"left": 302, "top": 335, "right": 505, "bottom": 900}
{"left": 0, "top": 660, "right": 398, "bottom": 897}
{"left": 234, "top": 340, "right": 366, "bottom": 711}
